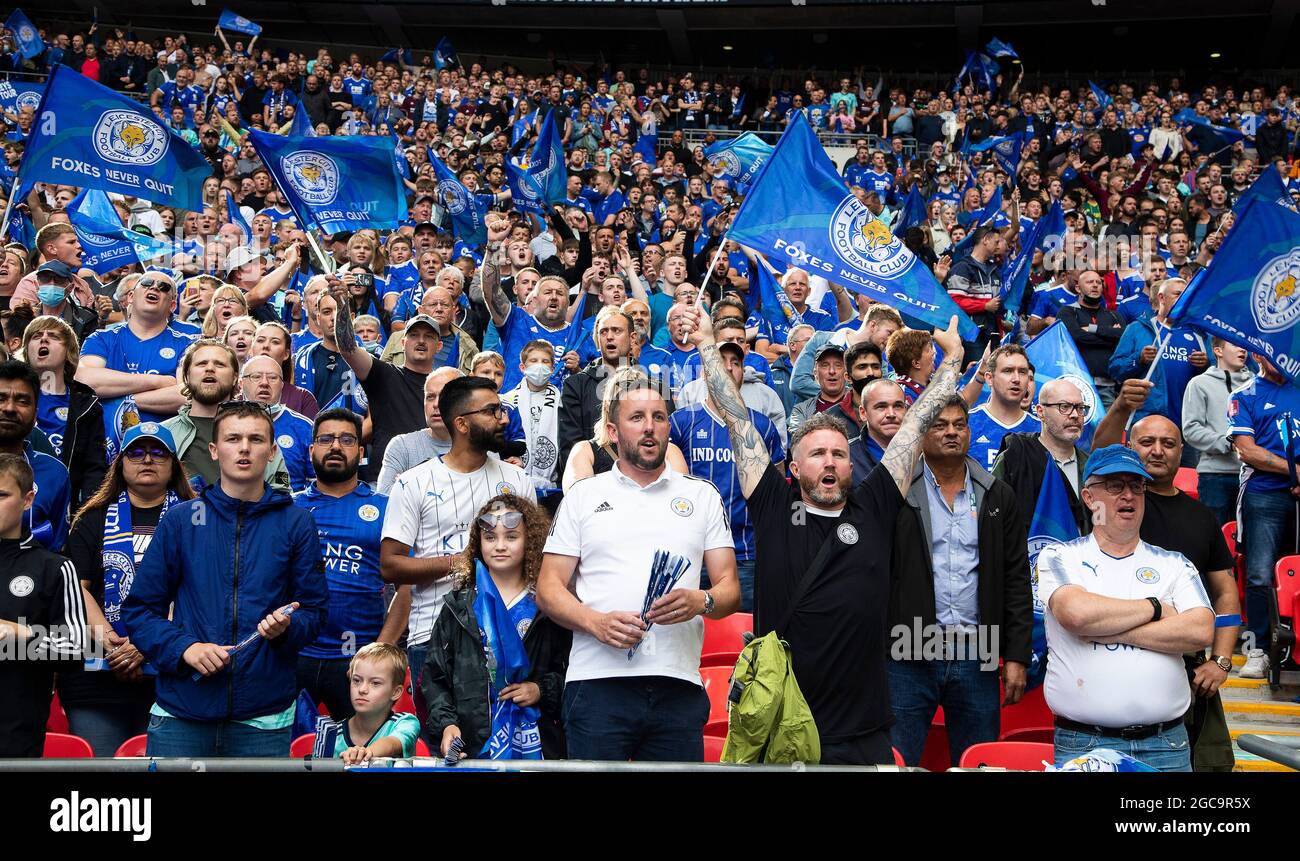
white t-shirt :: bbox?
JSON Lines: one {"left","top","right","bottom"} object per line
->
{"left": 545, "top": 463, "right": 734, "bottom": 686}
{"left": 1037, "top": 535, "right": 1212, "bottom": 726}
{"left": 381, "top": 455, "right": 536, "bottom": 645}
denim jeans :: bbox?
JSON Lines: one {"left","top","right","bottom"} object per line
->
{"left": 407, "top": 643, "right": 430, "bottom": 742}
{"left": 563, "top": 676, "right": 709, "bottom": 762}
{"left": 887, "top": 658, "right": 1000, "bottom": 767}
{"left": 1053, "top": 723, "right": 1192, "bottom": 772}
{"left": 735, "top": 559, "right": 755, "bottom": 613}
{"left": 146, "top": 713, "right": 291, "bottom": 757}
{"left": 296, "top": 657, "right": 354, "bottom": 720}
{"left": 1197, "top": 473, "right": 1240, "bottom": 528}
{"left": 66, "top": 702, "right": 151, "bottom": 757}
{"left": 1241, "top": 488, "right": 1294, "bottom": 647}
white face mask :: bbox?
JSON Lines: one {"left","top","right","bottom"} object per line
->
{"left": 523, "top": 363, "right": 553, "bottom": 386}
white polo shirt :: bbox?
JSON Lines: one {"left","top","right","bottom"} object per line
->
{"left": 1037, "top": 534, "right": 1212, "bottom": 726}
{"left": 382, "top": 455, "right": 536, "bottom": 646}
{"left": 545, "top": 463, "right": 734, "bottom": 686}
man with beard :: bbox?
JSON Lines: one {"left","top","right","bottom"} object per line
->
{"left": 538, "top": 376, "right": 740, "bottom": 762}
{"left": 558, "top": 306, "right": 638, "bottom": 474}
{"left": 293, "top": 408, "right": 399, "bottom": 720}
{"left": 380, "top": 376, "right": 535, "bottom": 728}
{"left": 240, "top": 356, "right": 314, "bottom": 493}
{"left": 687, "top": 305, "right": 966, "bottom": 765}
{"left": 0, "top": 361, "right": 72, "bottom": 550}
{"left": 163, "top": 340, "right": 289, "bottom": 491}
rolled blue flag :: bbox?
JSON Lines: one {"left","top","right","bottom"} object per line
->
{"left": 5, "top": 9, "right": 44, "bottom": 61}
{"left": 704, "top": 132, "right": 773, "bottom": 193}
{"left": 1001, "top": 200, "right": 1064, "bottom": 317}
{"left": 16, "top": 65, "right": 211, "bottom": 211}
{"left": 225, "top": 190, "right": 251, "bottom": 244}
{"left": 1167, "top": 198, "right": 1300, "bottom": 385}
{"left": 434, "top": 37, "right": 458, "bottom": 71}
{"left": 1088, "top": 81, "right": 1112, "bottom": 112}
{"left": 508, "top": 108, "right": 565, "bottom": 215}
{"left": 248, "top": 127, "right": 409, "bottom": 234}
{"left": 218, "top": 10, "right": 262, "bottom": 37}
{"left": 727, "top": 112, "right": 979, "bottom": 340}
{"left": 1025, "top": 461, "right": 1080, "bottom": 689}
{"left": 893, "top": 183, "right": 927, "bottom": 234}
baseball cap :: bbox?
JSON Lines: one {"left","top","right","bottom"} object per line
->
{"left": 1082, "top": 445, "right": 1153, "bottom": 483}
{"left": 717, "top": 340, "right": 744, "bottom": 360}
{"left": 223, "top": 245, "right": 268, "bottom": 275}
{"left": 813, "top": 341, "right": 846, "bottom": 362}
{"left": 414, "top": 194, "right": 436, "bottom": 206}
{"left": 120, "top": 421, "right": 178, "bottom": 456}
{"left": 413, "top": 221, "right": 439, "bottom": 233}
{"left": 36, "top": 260, "right": 77, "bottom": 280}
{"left": 405, "top": 313, "right": 440, "bottom": 333}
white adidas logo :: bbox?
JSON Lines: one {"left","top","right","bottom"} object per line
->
{"left": 976, "top": 435, "right": 990, "bottom": 444}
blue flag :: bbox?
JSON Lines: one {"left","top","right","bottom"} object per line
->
{"left": 1233, "top": 166, "right": 1297, "bottom": 215}
{"left": 0, "top": 80, "right": 42, "bottom": 114}
{"left": 472, "top": 562, "right": 543, "bottom": 760}
{"left": 218, "top": 10, "right": 262, "bottom": 37}
{"left": 505, "top": 161, "right": 546, "bottom": 216}
{"left": 390, "top": 132, "right": 411, "bottom": 181}
{"left": 434, "top": 37, "right": 458, "bottom": 71}
{"left": 1025, "top": 321, "right": 1104, "bottom": 447}
{"left": 748, "top": 255, "right": 797, "bottom": 335}
{"left": 379, "top": 47, "right": 413, "bottom": 66}
{"left": 562, "top": 287, "right": 588, "bottom": 358}
{"left": 5, "top": 9, "right": 43, "bottom": 61}
{"left": 17, "top": 65, "right": 211, "bottom": 210}
{"left": 1168, "top": 198, "right": 1300, "bottom": 385}
{"left": 950, "top": 185, "right": 1010, "bottom": 257}
{"left": 704, "top": 132, "right": 773, "bottom": 193}
{"left": 1181, "top": 112, "right": 1247, "bottom": 149}
{"left": 972, "top": 131, "right": 1024, "bottom": 176}
{"left": 975, "top": 54, "right": 1000, "bottom": 91}
{"left": 1089, "top": 81, "right": 1112, "bottom": 112}
{"left": 1001, "top": 200, "right": 1064, "bottom": 318}
{"left": 428, "top": 151, "right": 487, "bottom": 247}
{"left": 4, "top": 204, "right": 33, "bottom": 249}
{"left": 225, "top": 190, "right": 251, "bottom": 244}
{"left": 525, "top": 108, "right": 567, "bottom": 205}
{"left": 288, "top": 103, "right": 316, "bottom": 138}
{"left": 893, "top": 183, "right": 927, "bottom": 234}
{"left": 985, "top": 38, "right": 1018, "bottom": 59}
{"left": 1026, "top": 461, "right": 1080, "bottom": 688}
{"left": 727, "top": 112, "right": 978, "bottom": 339}
{"left": 66, "top": 188, "right": 179, "bottom": 274}
{"left": 248, "top": 128, "right": 408, "bottom": 234}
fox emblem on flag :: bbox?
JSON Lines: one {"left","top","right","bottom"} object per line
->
{"left": 438, "top": 178, "right": 470, "bottom": 214}
{"left": 281, "top": 152, "right": 340, "bottom": 206}
{"left": 1251, "top": 251, "right": 1300, "bottom": 333}
{"left": 93, "top": 111, "right": 169, "bottom": 166}
{"left": 831, "top": 198, "right": 910, "bottom": 278}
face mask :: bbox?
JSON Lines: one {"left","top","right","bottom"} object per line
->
{"left": 523, "top": 363, "right": 553, "bottom": 386}
{"left": 37, "top": 286, "right": 66, "bottom": 307}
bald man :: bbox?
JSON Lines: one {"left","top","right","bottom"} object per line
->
{"left": 240, "top": 354, "right": 316, "bottom": 493}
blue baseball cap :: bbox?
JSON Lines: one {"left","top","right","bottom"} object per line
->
{"left": 1082, "top": 444, "right": 1153, "bottom": 483}
{"left": 119, "top": 421, "right": 178, "bottom": 456}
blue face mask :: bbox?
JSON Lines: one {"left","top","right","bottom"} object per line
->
{"left": 37, "top": 285, "right": 66, "bottom": 307}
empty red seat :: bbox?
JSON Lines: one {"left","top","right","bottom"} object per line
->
{"left": 891, "top": 747, "right": 906, "bottom": 767}
{"left": 919, "top": 723, "right": 950, "bottom": 771}
{"left": 1173, "top": 467, "right": 1199, "bottom": 499}
{"left": 958, "top": 741, "right": 1054, "bottom": 770}
{"left": 43, "top": 732, "right": 94, "bottom": 758}
{"left": 1000, "top": 684, "right": 1053, "bottom": 738}
{"left": 700, "top": 665, "right": 732, "bottom": 736}
{"left": 701, "top": 613, "right": 753, "bottom": 667}
{"left": 703, "top": 735, "right": 725, "bottom": 763}
{"left": 46, "top": 691, "right": 68, "bottom": 734}
{"left": 999, "top": 726, "right": 1054, "bottom": 744}
{"left": 114, "top": 734, "right": 149, "bottom": 757}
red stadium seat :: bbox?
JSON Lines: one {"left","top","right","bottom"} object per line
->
{"left": 1223, "top": 522, "right": 1246, "bottom": 608}
{"left": 43, "top": 732, "right": 94, "bottom": 758}
{"left": 700, "top": 665, "right": 732, "bottom": 736}
{"left": 290, "top": 733, "right": 316, "bottom": 757}
{"left": 1221, "top": 521, "right": 1237, "bottom": 556}
{"left": 1173, "top": 467, "right": 1199, "bottom": 499}
{"left": 397, "top": 668, "right": 417, "bottom": 715}
{"left": 703, "top": 735, "right": 725, "bottom": 763}
{"left": 1272, "top": 556, "right": 1300, "bottom": 680}
{"left": 999, "top": 726, "right": 1055, "bottom": 744}
{"left": 919, "top": 722, "right": 950, "bottom": 772}
{"left": 1000, "top": 684, "right": 1053, "bottom": 738}
{"left": 892, "top": 747, "right": 906, "bottom": 767}
{"left": 46, "top": 691, "right": 68, "bottom": 734}
{"left": 114, "top": 734, "right": 149, "bottom": 757}
{"left": 701, "top": 613, "right": 753, "bottom": 667}
{"left": 958, "top": 741, "right": 1054, "bottom": 770}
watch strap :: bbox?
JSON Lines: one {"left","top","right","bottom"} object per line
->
{"left": 1147, "top": 596, "right": 1162, "bottom": 622}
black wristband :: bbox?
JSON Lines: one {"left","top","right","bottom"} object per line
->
{"left": 1147, "top": 596, "right": 1162, "bottom": 622}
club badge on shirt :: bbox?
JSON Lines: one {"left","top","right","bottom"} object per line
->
{"left": 1135, "top": 567, "right": 1160, "bottom": 585}
{"left": 671, "top": 497, "right": 694, "bottom": 517}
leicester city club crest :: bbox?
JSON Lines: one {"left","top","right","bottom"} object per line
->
{"left": 281, "top": 151, "right": 340, "bottom": 206}
{"left": 17, "top": 24, "right": 35, "bottom": 44}
{"left": 437, "top": 178, "right": 470, "bottom": 215}
{"left": 828, "top": 197, "right": 911, "bottom": 279}
{"left": 711, "top": 149, "right": 742, "bottom": 181}
{"left": 79, "top": 229, "right": 116, "bottom": 248}
{"left": 14, "top": 90, "right": 39, "bottom": 112}
{"left": 1250, "top": 248, "right": 1300, "bottom": 334}
{"left": 93, "top": 110, "right": 169, "bottom": 166}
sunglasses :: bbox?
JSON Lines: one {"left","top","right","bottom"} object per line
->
{"left": 478, "top": 511, "right": 524, "bottom": 530}
{"left": 137, "top": 277, "right": 175, "bottom": 293}
{"left": 124, "top": 445, "right": 170, "bottom": 463}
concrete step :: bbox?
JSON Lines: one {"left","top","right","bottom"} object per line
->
{"left": 1220, "top": 698, "right": 1300, "bottom": 725}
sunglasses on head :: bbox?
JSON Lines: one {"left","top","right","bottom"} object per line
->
{"left": 478, "top": 511, "right": 524, "bottom": 530}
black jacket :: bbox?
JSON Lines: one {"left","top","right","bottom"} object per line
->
{"left": 61, "top": 380, "right": 107, "bottom": 507}
{"left": 992, "top": 432, "right": 1090, "bottom": 536}
{"left": 558, "top": 359, "right": 609, "bottom": 475}
{"left": 0, "top": 536, "right": 85, "bottom": 756}
{"left": 421, "top": 580, "right": 570, "bottom": 759}
{"left": 1058, "top": 303, "right": 1125, "bottom": 380}
{"left": 1255, "top": 121, "right": 1290, "bottom": 165}
{"left": 890, "top": 458, "right": 1033, "bottom": 666}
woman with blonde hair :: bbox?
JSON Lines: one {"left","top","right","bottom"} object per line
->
{"left": 0, "top": 246, "right": 28, "bottom": 311}
{"left": 421, "top": 494, "right": 570, "bottom": 760}
{"left": 560, "top": 366, "right": 687, "bottom": 491}
{"left": 221, "top": 315, "right": 259, "bottom": 366}
{"left": 201, "top": 284, "right": 249, "bottom": 338}
{"left": 22, "top": 315, "right": 106, "bottom": 504}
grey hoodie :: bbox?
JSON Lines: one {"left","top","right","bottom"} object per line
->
{"left": 1181, "top": 366, "right": 1255, "bottom": 475}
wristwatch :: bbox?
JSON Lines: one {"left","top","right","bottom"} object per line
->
{"left": 1211, "top": 654, "right": 1233, "bottom": 673}
{"left": 1147, "top": 596, "right": 1162, "bottom": 622}
{"left": 701, "top": 590, "right": 715, "bottom": 617}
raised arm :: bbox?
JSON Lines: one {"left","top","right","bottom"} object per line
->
{"left": 479, "top": 215, "right": 514, "bottom": 327}
{"left": 879, "top": 317, "right": 964, "bottom": 496}
{"left": 330, "top": 280, "right": 375, "bottom": 381}
{"left": 684, "top": 305, "right": 769, "bottom": 499}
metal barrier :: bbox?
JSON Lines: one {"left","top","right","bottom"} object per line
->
{"left": 0, "top": 757, "right": 917, "bottom": 772}
{"left": 1236, "top": 734, "right": 1300, "bottom": 771}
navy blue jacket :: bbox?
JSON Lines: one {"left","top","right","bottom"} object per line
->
{"left": 121, "top": 483, "right": 328, "bottom": 722}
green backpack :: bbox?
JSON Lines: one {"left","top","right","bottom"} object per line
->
{"left": 719, "top": 630, "right": 820, "bottom": 764}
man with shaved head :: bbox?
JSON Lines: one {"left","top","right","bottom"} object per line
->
{"left": 1092, "top": 383, "right": 1241, "bottom": 772}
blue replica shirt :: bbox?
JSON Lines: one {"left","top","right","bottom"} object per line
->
{"left": 343, "top": 76, "right": 373, "bottom": 100}
{"left": 502, "top": 401, "right": 526, "bottom": 444}
{"left": 1152, "top": 322, "right": 1210, "bottom": 428}
{"left": 291, "top": 328, "right": 323, "bottom": 354}
{"left": 669, "top": 404, "right": 784, "bottom": 562}
{"left": 843, "top": 161, "right": 872, "bottom": 188}
{"left": 274, "top": 408, "right": 316, "bottom": 493}
{"left": 495, "top": 306, "right": 576, "bottom": 392}
{"left": 966, "top": 405, "right": 1042, "bottom": 470}
{"left": 861, "top": 169, "right": 895, "bottom": 203}
{"left": 1027, "top": 284, "right": 1077, "bottom": 320}
{"left": 80, "top": 323, "right": 197, "bottom": 422}
{"left": 293, "top": 482, "right": 388, "bottom": 659}
{"left": 1117, "top": 292, "right": 1153, "bottom": 324}
{"left": 1229, "top": 377, "right": 1300, "bottom": 493}
{"left": 769, "top": 304, "right": 836, "bottom": 348}
{"left": 929, "top": 187, "right": 961, "bottom": 208}
{"left": 384, "top": 260, "right": 419, "bottom": 299}
{"left": 637, "top": 344, "right": 675, "bottom": 386}
{"left": 662, "top": 343, "right": 700, "bottom": 397}
{"left": 1115, "top": 273, "right": 1146, "bottom": 303}
{"left": 1128, "top": 126, "right": 1152, "bottom": 157}
{"left": 155, "top": 81, "right": 204, "bottom": 114}
{"left": 590, "top": 189, "right": 627, "bottom": 225}
{"left": 35, "top": 391, "right": 70, "bottom": 457}
{"left": 24, "top": 443, "right": 70, "bottom": 551}
{"left": 681, "top": 350, "right": 775, "bottom": 388}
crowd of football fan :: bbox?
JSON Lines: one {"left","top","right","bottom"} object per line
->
{"left": 0, "top": 17, "right": 1297, "bottom": 770}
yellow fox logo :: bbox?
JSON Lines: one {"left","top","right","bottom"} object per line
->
{"left": 859, "top": 218, "right": 894, "bottom": 250}
{"left": 117, "top": 124, "right": 146, "bottom": 150}
{"left": 298, "top": 165, "right": 322, "bottom": 184}
{"left": 1275, "top": 274, "right": 1297, "bottom": 301}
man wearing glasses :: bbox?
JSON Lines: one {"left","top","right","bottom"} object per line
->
{"left": 993, "top": 379, "right": 1094, "bottom": 537}
{"left": 1036, "top": 445, "right": 1214, "bottom": 771}
{"left": 78, "top": 270, "right": 197, "bottom": 422}
{"left": 240, "top": 355, "right": 315, "bottom": 493}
